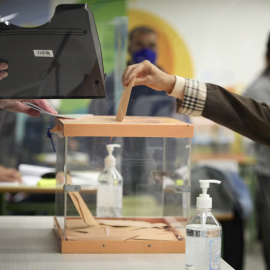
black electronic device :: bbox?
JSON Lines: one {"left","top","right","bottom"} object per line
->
{"left": 0, "top": 4, "right": 106, "bottom": 99}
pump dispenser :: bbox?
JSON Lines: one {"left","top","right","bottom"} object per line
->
{"left": 185, "top": 180, "right": 222, "bottom": 270}
{"left": 105, "top": 144, "right": 118, "bottom": 168}
{"left": 96, "top": 144, "right": 123, "bottom": 217}
{"left": 196, "top": 180, "right": 221, "bottom": 209}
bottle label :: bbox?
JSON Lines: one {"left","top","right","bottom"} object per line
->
{"left": 209, "top": 238, "right": 221, "bottom": 270}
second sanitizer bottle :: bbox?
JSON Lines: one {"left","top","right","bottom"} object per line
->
{"left": 185, "top": 180, "right": 222, "bottom": 270}
{"left": 96, "top": 144, "right": 123, "bottom": 217}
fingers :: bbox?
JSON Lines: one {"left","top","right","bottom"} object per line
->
{"left": 19, "top": 99, "right": 58, "bottom": 115}
{"left": 122, "top": 60, "right": 152, "bottom": 87}
{"left": 122, "top": 65, "right": 139, "bottom": 87}
{"left": 3, "top": 100, "right": 41, "bottom": 116}
{"left": 13, "top": 101, "right": 41, "bottom": 117}
{"left": 0, "top": 63, "right": 8, "bottom": 80}
{"left": 32, "top": 99, "right": 58, "bottom": 114}
{"left": 0, "top": 99, "right": 57, "bottom": 116}
{"left": 0, "top": 167, "right": 23, "bottom": 183}
{"left": 0, "top": 71, "right": 8, "bottom": 80}
{"left": 7, "top": 168, "right": 23, "bottom": 183}
{"left": 0, "top": 63, "right": 8, "bottom": 70}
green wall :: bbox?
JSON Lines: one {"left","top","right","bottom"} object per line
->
{"left": 60, "top": 0, "right": 127, "bottom": 114}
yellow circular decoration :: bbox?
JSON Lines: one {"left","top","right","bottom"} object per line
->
{"left": 128, "top": 9, "right": 194, "bottom": 78}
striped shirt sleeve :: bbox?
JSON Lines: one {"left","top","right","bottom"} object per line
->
{"left": 167, "top": 76, "right": 207, "bottom": 116}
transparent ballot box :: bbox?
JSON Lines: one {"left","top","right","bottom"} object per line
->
{"left": 53, "top": 116, "right": 193, "bottom": 253}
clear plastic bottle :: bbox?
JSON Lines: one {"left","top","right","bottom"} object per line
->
{"left": 96, "top": 144, "right": 123, "bottom": 217}
{"left": 185, "top": 180, "right": 222, "bottom": 270}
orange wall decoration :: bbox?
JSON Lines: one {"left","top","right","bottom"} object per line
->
{"left": 128, "top": 9, "right": 194, "bottom": 78}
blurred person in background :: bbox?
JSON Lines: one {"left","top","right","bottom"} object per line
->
{"left": 243, "top": 32, "right": 270, "bottom": 270}
{"left": 0, "top": 62, "right": 57, "bottom": 183}
{"left": 89, "top": 26, "right": 175, "bottom": 116}
{"left": 88, "top": 26, "right": 176, "bottom": 194}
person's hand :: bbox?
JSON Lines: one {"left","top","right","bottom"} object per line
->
{"left": 0, "top": 99, "right": 57, "bottom": 117}
{"left": 0, "top": 166, "right": 23, "bottom": 183}
{"left": 0, "top": 62, "right": 8, "bottom": 80}
{"left": 122, "top": 60, "right": 176, "bottom": 93}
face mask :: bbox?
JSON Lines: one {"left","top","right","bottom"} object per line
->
{"left": 132, "top": 48, "right": 157, "bottom": 64}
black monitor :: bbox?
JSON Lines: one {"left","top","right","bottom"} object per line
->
{"left": 0, "top": 4, "right": 106, "bottom": 99}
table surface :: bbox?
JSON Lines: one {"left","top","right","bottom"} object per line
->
{"left": 0, "top": 169, "right": 99, "bottom": 194}
{"left": 191, "top": 152, "right": 255, "bottom": 164}
{"left": 0, "top": 216, "right": 234, "bottom": 270}
{"left": 0, "top": 185, "right": 96, "bottom": 194}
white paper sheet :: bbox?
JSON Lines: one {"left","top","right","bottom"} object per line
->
{"left": 19, "top": 164, "right": 54, "bottom": 176}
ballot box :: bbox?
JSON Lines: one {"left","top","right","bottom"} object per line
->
{"left": 52, "top": 116, "right": 193, "bottom": 253}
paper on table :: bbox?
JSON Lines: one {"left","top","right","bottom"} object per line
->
{"left": 19, "top": 164, "right": 54, "bottom": 176}
{"left": 66, "top": 218, "right": 91, "bottom": 230}
{"left": 106, "top": 226, "right": 141, "bottom": 232}
{"left": 116, "top": 77, "right": 135, "bottom": 122}
{"left": 98, "top": 219, "right": 167, "bottom": 228}
{"left": 0, "top": 182, "right": 20, "bottom": 186}
{"left": 72, "top": 226, "right": 107, "bottom": 234}
{"left": 66, "top": 224, "right": 177, "bottom": 241}
{"left": 71, "top": 171, "right": 99, "bottom": 187}
{"left": 23, "top": 102, "right": 93, "bottom": 119}
{"left": 129, "top": 228, "right": 168, "bottom": 234}
{"left": 65, "top": 218, "right": 179, "bottom": 241}
{"left": 67, "top": 234, "right": 136, "bottom": 241}
{"left": 133, "top": 231, "right": 178, "bottom": 241}
{"left": 75, "top": 226, "right": 141, "bottom": 234}
{"left": 66, "top": 226, "right": 139, "bottom": 241}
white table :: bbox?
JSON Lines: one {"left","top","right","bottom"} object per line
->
{"left": 0, "top": 216, "right": 234, "bottom": 270}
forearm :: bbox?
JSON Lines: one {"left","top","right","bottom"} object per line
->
{"left": 169, "top": 76, "right": 270, "bottom": 146}
{"left": 203, "top": 83, "right": 270, "bottom": 146}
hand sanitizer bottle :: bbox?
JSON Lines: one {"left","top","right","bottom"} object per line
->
{"left": 96, "top": 144, "right": 123, "bottom": 217}
{"left": 185, "top": 180, "right": 222, "bottom": 270}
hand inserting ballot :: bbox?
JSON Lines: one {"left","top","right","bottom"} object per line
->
{"left": 121, "top": 60, "right": 270, "bottom": 147}
{"left": 122, "top": 60, "right": 177, "bottom": 94}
